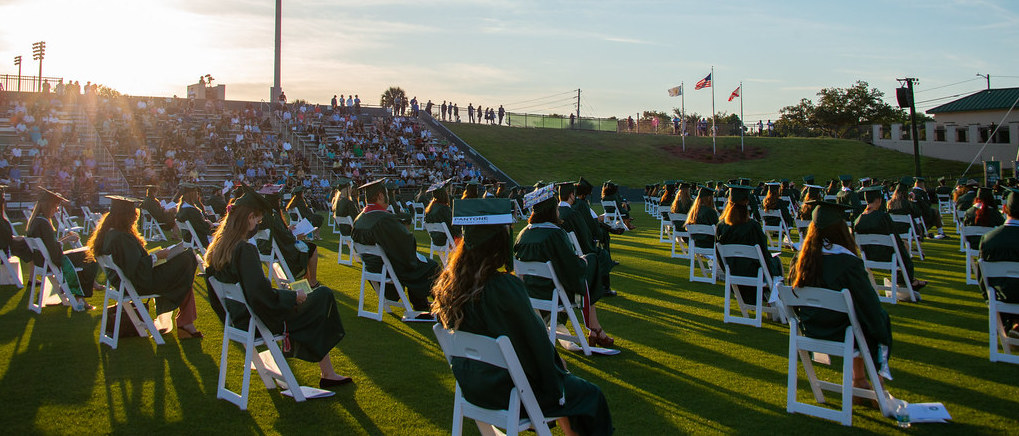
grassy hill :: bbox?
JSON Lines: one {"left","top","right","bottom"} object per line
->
{"left": 445, "top": 123, "right": 977, "bottom": 187}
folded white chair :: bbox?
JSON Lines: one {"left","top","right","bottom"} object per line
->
{"left": 432, "top": 324, "right": 560, "bottom": 436}
{"left": 96, "top": 255, "right": 166, "bottom": 349}
{"left": 412, "top": 202, "right": 426, "bottom": 231}
{"left": 777, "top": 284, "right": 895, "bottom": 426}
{"left": 352, "top": 242, "right": 428, "bottom": 322}
{"left": 760, "top": 209, "right": 791, "bottom": 252}
{"left": 0, "top": 249, "right": 24, "bottom": 288}
{"left": 513, "top": 260, "right": 592, "bottom": 356}
{"left": 334, "top": 216, "right": 357, "bottom": 266}
{"left": 978, "top": 260, "right": 1019, "bottom": 364}
{"left": 854, "top": 233, "right": 916, "bottom": 303}
{"left": 715, "top": 243, "right": 786, "bottom": 327}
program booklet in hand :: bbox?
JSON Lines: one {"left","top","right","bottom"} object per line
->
{"left": 291, "top": 218, "right": 316, "bottom": 237}
{"left": 149, "top": 243, "right": 187, "bottom": 267}
{"left": 288, "top": 279, "right": 313, "bottom": 294}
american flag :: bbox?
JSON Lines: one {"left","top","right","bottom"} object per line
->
{"left": 728, "top": 86, "right": 741, "bottom": 102}
{"left": 695, "top": 73, "right": 711, "bottom": 90}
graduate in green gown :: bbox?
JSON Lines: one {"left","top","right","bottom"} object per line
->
{"left": 684, "top": 187, "right": 719, "bottom": 249}
{"left": 424, "top": 178, "right": 460, "bottom": 246}
{"left": 912, "top": 177, "right": 947, "bottom": 239}
{"left": 330, "top": 178, "right": 358, "bottom": 237}
{"left": 27, "top": 187, "right": 100, "bottom": 309}
{"left": 87, "top": 196, "right": 202, "bottom": 338}
{"left": 352, "top": 179, "right": 439, "bottom": 316}
{"left": 955, "top": 179, "right": 979, "bottom": 211}
{"left": 206, "top": 186, "right": 228, "bottom": 216}
{"left": 257, "top": 184, "right": 320, "bottom": 286}
{"left": 573, "top": 178, "right": 622, "bottom": 257}
{"left": 287, "top": 186, "right": 323, "bottom": 239}
{"left": 979, "top": 187, "right": 1019, "bottom": 337}
{"left": 0, "top": 185, "right": 30, "bottom": 261}
{"left": 853, "top": 186, "right": 926, "bottom": 290}
{"left": 175, "top": 183, "right": 215, "bottom": 248}
{"left": 432, "top": 197, "right": 614, "bottom": 436}
{"left": 140, "top": 185, "right": 176, "bottom": 231}
{"left": 205, "top": 186, "right": 351, "bottom": 388}
{"left": 788, "top": 200, "right": 894, "bottom": 396}
{"left": 556, "top": 182, "right": 615, "bottom": 298}
{"left": 963, "top": 187, "right": 1005, "bottom": 247}
{"left": 600, "top": 181, "right": 633, "bottom": 229}
{"left": 835, "top": 175, "right": 864, "bottom": 222}
{"left": 716, "top": 185, "right": 783, "bottom": 304}
{"left": 514, "top": 184, "right": 615, "bottom": 347}
{"left": 670, "top": 182, "right": 694, "bottom": 215}
{"left": 761, "top": 182, "right": 794, "bottom": 228}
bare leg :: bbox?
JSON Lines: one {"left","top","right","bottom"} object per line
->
{"left": 307, "top": 252, "right": 318, "bottom": 285}
{"left": 556, "top": 417, "right": 578, "bottom": 436}
{"left": 318, "top": 357, "right": 350, "bottom": 381}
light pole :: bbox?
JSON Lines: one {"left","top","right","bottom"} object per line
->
{"left": 271, "top": 0, "right": 282, "bottom": 104}
{"left": 976, "top": 73, "right": 990, "bottom": 90}
{"left": 13, "top": 56, "right": 21, "bottom": 92}
{"left": 32, "top": 41, "right": 45, "bottom": 91}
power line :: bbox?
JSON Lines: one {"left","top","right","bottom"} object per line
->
{"left": 500, "top": 90, "right": 576, "bottom": 107}
{"left": 914, "top": 77, "right": 981, "bottom": 94}
{"left": 914, "top": 88, "right": 984, "bottom": 106}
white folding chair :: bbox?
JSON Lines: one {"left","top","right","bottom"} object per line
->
{"left": 777, "top": 285, "right": 895, "bottom": 426}
{"left": 54, "top": 206, "right": 84, "bottom": 240}
{"left": 600, "top": 200, "right": 626, "bottom": 231}
{"left": 96, "top": 255, "right": 166, "bottom": 349}
{"left": 962, "top": 226, "right": 994, "bottom": 285}
{"left": 854, "top": 233, "right": 916, "bottom": 303}
{"left": 432, "top": 324, "right": 560, "bottom": 436}
{"left": 657, "top": 207, "right": 672, "bottom": 243}
{"left": 937, "top": 194, "right": 953, "bottom": 215}
{"left": 513, "top": 260, "right": 592, "bottom": 356}
{"left": 287, "top": 207, "right": 304, "bottom": 224}
{"left": 140, "top": 209, "right": 168, "bottom": 242}
{"left": 80, "top": 206, "right": 102, "bottom": 235}
{"left": 790, "top": 218, "right": 811, "bottom": 251}
{"left": 715, "top": 243, "right": 786, "bottom": 327}
{"left": 0, "top": 249, "right": 24, "bottom": 288}
{"left": 565, "top": 232, "right": 585, "bottom": 257}
{"left": 954, "top": 210, "right": 967, "bottom": 250}
{"left": 978, "top": 260, "right": 1019, "bottom": 364}
{"left": 24, "top": 237, "right": 83, "bottom": 313}
{"left": 352, "top": 242, "right": 428, "bottom": 322}
{"left": 667, "top": 213, "right": 690, "bottom": 259}
{"left": 176, "top": 219, "right": 208, "bottom": 273}
{"left": 889, "top": 214, "right": 922, "bottom": 260}
{"left": 334, "top": 216, "right": 357, "bottom": 266}
{"left": 208, "top": 276, "right": 330, "bottom": 410}
{"left": 424, "top": 221, "right": 456, "bottom": 266}
{"left": 248, "top": 229, "right": 295, "bottom": 288}
{"left": 685, "top": 224, "right": 717, "bottom": 283}
{"left": 412, "top": 202, "right": 426, "bottom": 231}
{"left": 203, "top": 205, "right": 221, "bottom": 222}
{"left": 760, "top": 209, "right": 791, "bottom": 252}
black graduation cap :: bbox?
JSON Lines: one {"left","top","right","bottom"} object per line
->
{"left": 575, "top": 177, "right": 593, "bottom": 195}
{"left": 738, "top": 178, "right": 752, "bottom": 186}
{"left": 803, "top": 175, "right": 815, "bottom": 183}
{"left": 556, "top": 181, "right": 576, "bottom": 199}
{"left": 838, "top": 175, "right": 852, "bottom": 182}
{"left": 725, "top": 184, "right": 754, "bottom": 202}
{"left": 334, "top": 177, "right": 353, "bottom": 189}
{"left": 106, "top": 195, "right": 142, "bottom": 215}
{"left": 38, "top": 187, "right": 69, "bottom": 203}
{"left": 426, "top": 178, "right": 453, "bottom": 193}
{"left": 696, "top": 187, "right": 715, "bottom": 199}
{"left": 359, "top": 178, "right": 387, "bottom": 199}
{"left": 860, "top": 186, "right": 884, "bottom": 203}
{"left": 452, "top": 198, "right": 514, "bottom": 250}
{"left": 806, "top": 200, "right": 846, "bottom": 229}
{"left": 233, "top": 184, "right": 273, "bottom": 213}
{"left": 1003, "top": 187, "right": 1019, "bottom": 212}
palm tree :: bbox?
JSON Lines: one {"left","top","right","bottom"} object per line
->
{"left": 380, "top": 86, "right": 406, "bottom": 108}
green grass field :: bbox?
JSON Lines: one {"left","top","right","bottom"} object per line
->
{"left": 445, "top": 124, "right": 978, "bottom": 188}
{"left": 1, "top": 208, "right": 1017, "bottom": 435}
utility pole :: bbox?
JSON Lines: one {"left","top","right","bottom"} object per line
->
{"left": 271, "top": 0, "right": 282, "bottom": 104}
{"left": 576, "top": 88, "right": 581, "bottom": 127}
{"left": 897, "top": 77, "right": 921, "bottom": 177}
{"left": 32, "top": 41, "right": 45, "bottom": 91}
{"left": 13, "top": 56, "right": 21, "bottom": 92}
{"left": 977, "top": 73, "right": 990, "bottom": 90}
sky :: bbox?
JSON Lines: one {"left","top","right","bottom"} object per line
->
{"left": 2, "top": 0, "right": 1019, "bottom": 121}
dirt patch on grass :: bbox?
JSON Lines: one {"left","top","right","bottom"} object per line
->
{"left": 662, "top": 144, "right": 769, "bottom": 163}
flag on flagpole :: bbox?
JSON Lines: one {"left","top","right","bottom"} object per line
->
{"left": 728, "top": 86, "right": 741, "bottom": 102}
{"left": 667, "top": 86, "right": 682, "bottom": 97}
{"left": 694, "top": 73, "right": 712, "bottom": 90}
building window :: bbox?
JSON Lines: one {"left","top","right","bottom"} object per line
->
{"left": 957, "top": 129, "right": 967, "bottom": 142}
{"left": 935, "top": 126, "right": 946, "bottom": 141}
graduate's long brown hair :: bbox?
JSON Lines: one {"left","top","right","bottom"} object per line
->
{"left": 788, "top": 220, "right": 859, "bottom": 288}
{"left": 762, "top": 185, "right": 782, "bottom": 212}
{"left": 431, "top": 226, "right": 512, "bottom": 330}
{"left": 720, "top": 198, "right": 750, "bottom": 226}
{"left": 86, "top": 207, "right": 144, "bottom": 262}
{"left": 685, "top": 192, "right": 714, "bottom": 225}
{"left": 204, "top": 204, "right": 262, "bottom": 270}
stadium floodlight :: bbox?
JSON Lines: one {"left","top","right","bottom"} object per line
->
{"left": 31, "top": 41, "right": 45, "bottom": 90}
{"left": 14, "top": 55, "right": 22, "bottom": 92}
{"left": 13, "top": 55, "right": 20, "bottom": 66}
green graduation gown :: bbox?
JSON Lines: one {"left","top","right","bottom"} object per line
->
{"left": 292, "top": 195, "right": 324, "bottom": 228}
{"left": 257, "top": 209, "right": 314, "bottom": 280}
{"left": 793, "top": 249, "right": 893, "bottom": 367}
{"left": 27, "top": 216, "right": 99, "bottom": 297}
{"left": 141, "top": 196, "right": 174, "bottom": 229}
{"left": 207, "top": 242, "right": 345, "bottom": 362}
{"left": 514, "top": 223, "right": 596, "bottom": 303}
{"left": 351, "top": 208, "right": 439, "bottom": 311}
{"left": 956, "top": 191, "right": 976, "bottom": 211}
{"left": 450, "top": 273, "right": 613, "bottom": 436}
{"left": 101, "top": 229, "right": 197, "bottom": 314}
{"left": 601, "top": 193, "right": 630, "bottom": 219}
{"left": 979, "top": 222, "right": 1019, "bottom": 307}
{"left": 853, "top": 210, "right": 915, "bottom": 282}
{"left": 424, "top": 203, "right": 459, "bottom": 246}
{"left": 836, "top": 189, "right": 863, "bottom": 221}
{"left": 716, "top": 220, "right": 783, "bottom": 303}
{"left": 573, "top": 197, "right": 612, "bottom": 254}
{"left": 686, "top": 206, "right": 719, "bottom": 249}
{"left": 331, "top": 197, "right": 359, "bottom": 237}
{"left": 207, "top": 194, "right": 227, "bottom": 216}
{"left": 176, "top": 204, "right": 213, "bottom": 248}
{"left": 0, "top": 215, "right": 30, "bottom": 260}
{"left": 963, "top": 206, "right": 1005, "bottom": 248}
{"left": 762, "top": 200, "right": 793, "bottom": 228}
{"left": 558, "top": 205, "right": 613, "bottom": 294}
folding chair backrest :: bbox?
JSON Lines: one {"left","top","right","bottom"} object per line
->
{"left": 684, "top": 224, "right": 716, "bottom": 249}
{"left": 667, "top": 213, "right": 688, "bottom": 225}
{"left": 177, "top": 220, "right": 207, "bottom": 254}
{"left": 716, "top": 243, "right": 773, "bottom": 281}
{"left": 431, "top": 324, "right": 554, "bottom": 436}
{"left": 565, "top": 232, "right": 584, "bottom": 257}
{"left": 978, "top": 259, "right": 1019, "bottom": 364}
{"left": 512, "top": 260, "right": 566, "bottom": 292}
{"left": 962, "top": 226, "right": 994, "bottom": 250}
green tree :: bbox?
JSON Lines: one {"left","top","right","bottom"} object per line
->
{"left": 776, "top": 81, "right": 905, "bottom": 138}
{"left": 379, "top": 86, "right": 406, "bottom": 109}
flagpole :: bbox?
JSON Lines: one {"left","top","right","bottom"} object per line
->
{"left": 710, "top": 66, "right": 716, "bottom": 155}
{"left": 739, "top": 81, "right": 744, "bottom": 152}
{"left": 681, "top": 82, "right": 686, "bottom": 152}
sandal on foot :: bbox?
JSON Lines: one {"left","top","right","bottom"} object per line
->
{"left": 587, "top": 328, "right": 615, "bottom": 347}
